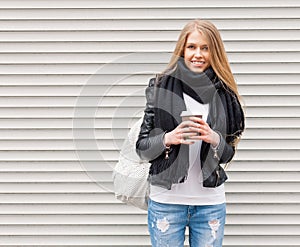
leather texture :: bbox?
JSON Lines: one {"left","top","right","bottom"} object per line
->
{"left": 136, "top": 77, "right": 236, "bottom": 188}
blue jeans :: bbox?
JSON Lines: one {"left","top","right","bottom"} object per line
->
{"left": 148, "top": 199, "right": 226, "bottom": 247}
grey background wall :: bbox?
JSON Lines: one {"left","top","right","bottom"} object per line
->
{"left": 0, "top": 0, "right": 299, "bottom": 246}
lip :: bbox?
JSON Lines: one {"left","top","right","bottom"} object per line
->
{"left": 191, "top": 60, "right": 205, "bottom": 67}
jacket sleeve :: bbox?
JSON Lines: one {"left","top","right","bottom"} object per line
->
{"left": 209, "top": 89, "right": 236, "bottom": 165}
{"left": 136, "top": 78, "right": 166, "bottom": 161}
{"left": 212, "top": 131, "right": 235, "bottom": 164}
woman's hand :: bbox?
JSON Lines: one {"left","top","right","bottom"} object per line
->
{"left": 189, "top": 117, "right": 220, "bottom": 148}
{"left": 164, "top": 117, "right": 220, "bottom": 147}
{"left": 164, "top": 120, "right": 201, "bottom": 146}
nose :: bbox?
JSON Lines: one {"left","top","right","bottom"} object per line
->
{"left": 194, "top": 48, "right": 202, "bottom": 57}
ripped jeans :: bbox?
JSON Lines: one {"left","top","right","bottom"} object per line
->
{"left": 148, "top": 199, "right": 226, "bottom": 247}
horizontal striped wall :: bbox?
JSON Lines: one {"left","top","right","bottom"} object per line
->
{"left": 0, "top": 0, "right": 299, "bottom": 246}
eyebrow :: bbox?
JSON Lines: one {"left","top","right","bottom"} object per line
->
{"left": 186, "top": 42, "right": 208, "bottom": 46}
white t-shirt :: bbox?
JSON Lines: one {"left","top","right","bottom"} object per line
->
{"left": 149, "top": 93, "right": 225, "bottom": 205}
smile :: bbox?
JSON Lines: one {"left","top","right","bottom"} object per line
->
{"left": 191, "top": 61, "right": 205, "bottom": 65}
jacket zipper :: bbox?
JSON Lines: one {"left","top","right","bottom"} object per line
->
{"left": 164, "top": 145, "right": 171, "bottom": 159}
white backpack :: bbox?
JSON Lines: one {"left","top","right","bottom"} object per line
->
{"left": 112, "top": 118, "right": 150, "bottom": 210}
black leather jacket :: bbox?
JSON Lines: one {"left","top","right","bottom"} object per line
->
{"left": 136, "top": 78, "right": 236, "bottom": 188}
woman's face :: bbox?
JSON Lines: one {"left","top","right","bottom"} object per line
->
{"left": 183, "top": 30, "right": 211, "bottom": 73}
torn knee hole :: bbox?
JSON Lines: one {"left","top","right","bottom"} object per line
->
{"left": 156, "top": 217, "right": 170, "bottom": 233}
{"left": 208, "top": 219, "right": 220, "bottom": 240}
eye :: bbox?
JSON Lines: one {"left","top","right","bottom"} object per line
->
{"left": 187, "top": 45, "right": 195, "bottom": 49}
{"left": 202, "top": 46, "right": 209, "bottom": 51}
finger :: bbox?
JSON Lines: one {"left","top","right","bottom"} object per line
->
{"left": 198, "top": 122, "right": 212, "bottom": 133}
{"left": 189, "top": 116, "right": 205, "bottom": 124}
{"left": 179, "top": 132, "right": 198, "bottom": 144}
{"left": 180, "top": 139, "right": 195, "bottom": 145}
{"left": 181, "top": 128, "right": 199, "bottom": 135}
{"left": 187, "top": 132, "right": 199, "bottom": 137}
{"left": 189, "top": 128, "right": 208, "bottom": 138}
{"left": 181, "top": 120, "right": 201, "bottom": 127}
{"left": 181, "top": 127, "right": 190, "bottom": 133}
{"left": 198, "top": 128, "right": 209, "bottom": 136}
{"left": 189, "top": 135, "right": 204, "bottom": 140}
{"left": 186, "top": 127, "right": 202, "bottom": 133}
{"left": 181, "top": 133, "right": 192, "bottom": 140}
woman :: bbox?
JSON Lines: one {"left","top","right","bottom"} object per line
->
{"left": 136, "top": 19, "right": 245, "bottom": 247}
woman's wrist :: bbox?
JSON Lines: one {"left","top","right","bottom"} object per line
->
{"left": 211, "top": 131, "right": 220, "bottom": 149}
{"left": 163, "top": 132, "right": 171, "bottom": 147}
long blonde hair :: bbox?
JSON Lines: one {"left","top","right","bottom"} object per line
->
{"left": 163, "top": 19, "right": 241, "bottom": 98}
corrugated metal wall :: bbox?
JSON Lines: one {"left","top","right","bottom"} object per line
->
{"left": 0, "top": 0, "right": 299, "bottom": 246}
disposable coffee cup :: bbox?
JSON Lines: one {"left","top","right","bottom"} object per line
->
{"left": 180, "top": 110, "right": 202, "bottom": 139}
{"left": 180, "top": 110, "right": 203, "bottom": 122}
